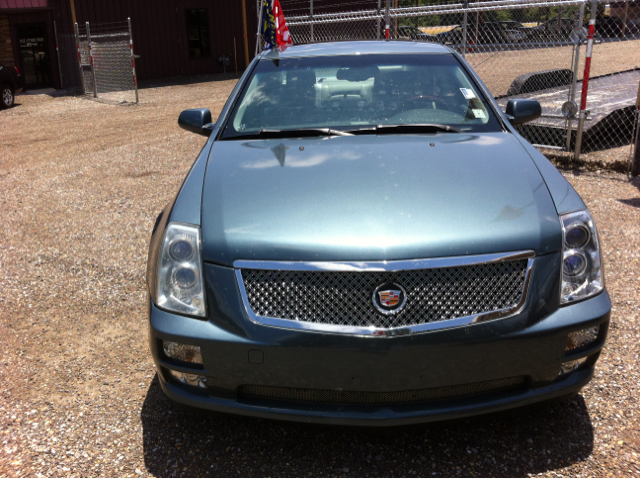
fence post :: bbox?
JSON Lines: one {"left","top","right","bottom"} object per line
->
{"left": 255, "top": 0, "right": 264, "bottom": 56}
{"left": 86, "top": 22, "right": 97, "bottom": 98}
{"left": 385, "top": 0, "right": 390, "bottom": 40}
{"left": 474, "top": 11, "right": 480, "bottom": 46}
{"left": 574, "top": 0, "right": 597, "bottom": 160}
{"left": 393, "top": 0, "right": 398, "bottom": 38}
{"left": 53, "top": 21, "right": 64, "bottom": 89}
{"left": 632, "top": 80, "right": 640, "bottom": 176}
{"left": 377, "top": 0, "right": 381, "bottom": 39}
{"left": 127, "top": 18, "right": 139, "bottom": 104}
{"left": 566, "top": 3, "right": 585, "bottom": 152}
{"left": 74, "top": 22, "right": 85, "bottom": 95}
{"left": 461, "top": 0, "right": 468, "bottom": 58}
{"left": 310, "top": 0, "right": 314, "bottom": 42}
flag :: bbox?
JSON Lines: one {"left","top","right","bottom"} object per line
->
{"left": 261, "top": 0, "right": 292, "bottom": 50}
{"left": 274, "top": 0, "right": 292, "bottom": 47}
{"left": 260, "top": 0, "right": 277, "bottom": 49}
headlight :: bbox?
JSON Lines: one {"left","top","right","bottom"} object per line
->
{"left": 156, "top": 223, "right": 206, "bottom": 317}
{"left": 560, "top": 210, "right": 603, "bottom": 304}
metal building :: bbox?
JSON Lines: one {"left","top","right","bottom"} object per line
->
{"left": 0, "top": 0, "right": 260, "bottom": 91}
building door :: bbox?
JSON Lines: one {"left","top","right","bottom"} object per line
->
{"left": 17, "top": 24, "right": 52, "bottom": 89}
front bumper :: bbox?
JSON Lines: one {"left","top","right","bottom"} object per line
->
{"left": 148, "top": 257, "right": 611, "bottom": 426}
{"left": 156, "top": 358, "right": 596, "bottom": 426}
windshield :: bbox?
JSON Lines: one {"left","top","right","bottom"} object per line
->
{"left": 221, "top": 53, "right": 502, "bottom": 139}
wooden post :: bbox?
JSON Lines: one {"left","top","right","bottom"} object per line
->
{"left": 241, "top": 0, "right": 250, "bottom": 67}
{"left": 69, "top": 0, "right": 77, "bottom": 24}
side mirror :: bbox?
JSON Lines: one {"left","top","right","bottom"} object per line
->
{"left": 505, "top": 99, "right": 542, "bottom": 125}
{"left": 178, "top": 109, "right": 214, "bottom": 136}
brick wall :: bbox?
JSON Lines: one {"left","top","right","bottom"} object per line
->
{"left": 0, "top": 15, "right": 14, "bottom": 67}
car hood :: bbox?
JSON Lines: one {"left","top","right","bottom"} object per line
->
{"left": 201, "top": 133, "right": 561, "bottom": 265}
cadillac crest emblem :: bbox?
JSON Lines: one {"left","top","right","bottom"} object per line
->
{"left": 372, "top": 282, "right": 407, "bottom": 315}
{"left": 378, "top": 290, "right": 401, "bottom": 307}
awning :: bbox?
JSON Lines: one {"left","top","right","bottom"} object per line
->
{"left": 0, "top": 0, "right": 49, "bottom": 8}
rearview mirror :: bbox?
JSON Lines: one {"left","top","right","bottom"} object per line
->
{"left": 178, "top": 109, "right": 214, "bottom": 136}
{"left": 505, "top": 99, "right": 542, "bottom": 126}
{"left": 336, "top": 65, "right": 379, "bottom": 82}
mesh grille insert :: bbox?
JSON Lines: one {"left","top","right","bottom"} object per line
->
{"left": 240, "top": 259, "right": 528, "bottom": 329}
{"left": 239, "top": 377, "right": 526, "bottom": 405}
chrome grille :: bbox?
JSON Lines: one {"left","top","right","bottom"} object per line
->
{"left": 239, "top": 377, "right": 526, "bottom": 405}
{"left": 239, "top": 258, "right": 529, "bottom": 330}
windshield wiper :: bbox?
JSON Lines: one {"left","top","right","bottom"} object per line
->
{"left": 346, "top": 124, "right": 460, "bottom": 135}
{"left": 231, "top": 127, "right": 354, "bottom": 140}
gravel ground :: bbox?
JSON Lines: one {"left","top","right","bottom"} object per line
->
{"left": 1, "top": 76, "right": 639, "bottom": 478}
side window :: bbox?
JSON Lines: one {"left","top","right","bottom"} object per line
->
{"left": 186, "top": 9, "right": 210, "bottom": 58}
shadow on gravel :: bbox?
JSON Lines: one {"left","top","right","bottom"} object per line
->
{"left": 618, "top": 177, "right": 640, "bottom": 208}
{"left": 138, "top": 72, "right": 242, "bottom": 90}
{"left": 141, "top": 375, "right": 594, "bottom": 477}
{"left": 618, "top": 198, "right": 640, "bottom": 208}
{"left": 618, "top": 176, "right": 640, "bottom": 208}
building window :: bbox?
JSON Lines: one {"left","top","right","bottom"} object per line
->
{"left": 186, "top": 9, "right": 210, "bottom": 58}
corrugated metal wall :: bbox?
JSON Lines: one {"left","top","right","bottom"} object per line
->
{"left": 0, "top": 14, "right": 14, "bottom": 65}
{"left": 55, "top": 0, "right": 259, "bottom": 81}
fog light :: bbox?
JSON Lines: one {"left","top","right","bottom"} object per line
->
{"left": 566, "top": 325, "right": 599, "bottom": 352}
{"left": 559, "top": 357, "right": 587, "bottom": 375}
{"left": 168, "top": 369, "right": 207, "bottom": 388}
{"left": 163, "top": 340, "right": 203, "bottom": 365}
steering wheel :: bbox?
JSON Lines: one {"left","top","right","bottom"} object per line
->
{"left": 404, "top": 94, "right": 449, "bottom": 110}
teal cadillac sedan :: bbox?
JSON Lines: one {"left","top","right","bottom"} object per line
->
{"left": 146, "top": 41, "right": 610, "bottom": 426}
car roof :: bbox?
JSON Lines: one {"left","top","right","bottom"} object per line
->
{"left": 260, "top": 40, "right": 452, "bottom": 59}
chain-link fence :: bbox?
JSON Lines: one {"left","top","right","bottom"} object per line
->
{"left": 574, "top": 0, "right": 639, "bottom": 164}
{"left": 272, "top": 0, "right": 640, "bottom": 164}
{"left": 55, "top": 20, "right": 138, "bottom": 104}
